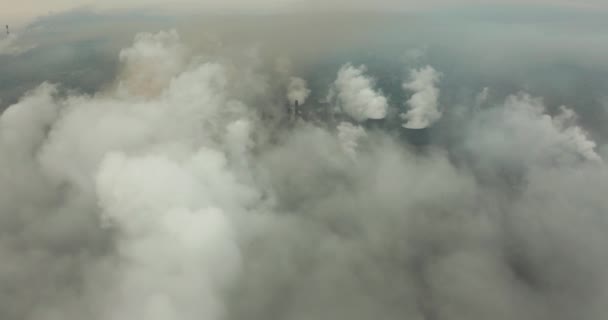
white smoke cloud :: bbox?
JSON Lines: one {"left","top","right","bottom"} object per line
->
{"left": 402, "top": 65, "right": 442, "bottom": 129}
{"left": 337, "top": 121, "right": 367, "bottom": 158}
{"left": 287, "top": 77, "right": 311, "bottom": 105}
{"left": 332, "top": 64, "right": 388, "bottom": 122}
{"left": 0, "top": 30, "right": 264, "bottom": 320}
{"left": 552, "top": 106, "right": 602, "bottom": 162}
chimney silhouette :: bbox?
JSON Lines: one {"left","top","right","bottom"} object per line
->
{"left": 6, "top": 25, "right": 9, "bottom": 35}
{"left": 294, "top": 100, "right": 301, "bottom": 118}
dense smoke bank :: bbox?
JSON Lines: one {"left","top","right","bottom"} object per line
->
{"left": 0, "top": 28, "right": 608, "bottom": 320}
{"left": 287, "top": 77, "right": 311, "bottom": 105}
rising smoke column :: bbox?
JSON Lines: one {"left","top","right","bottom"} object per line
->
{"left": 287, "top": 77, "right": 311, "bottom": 105}
{"left": 552, "top": 105, "right": 602, "bottom": 162}
{"left": 273, "top": 56, "right": 310, "bottom": 104}
{"left": 117, "top": 30, "right": 187, "bottom": 98}
{"left": 337, "top": 122, "right": 367, "bottom": 158}
{"left": 402, "top": 65, "right": 441, "bottom": 129}
{"left": 91, "top": 34, "right": 262, "bottom": 320}
{"left": 331, "top": 64, "right": 388, "bottom": 122}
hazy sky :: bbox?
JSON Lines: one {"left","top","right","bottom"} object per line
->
{"left": 2, "top": 0, "right": 608, "bottom": 26}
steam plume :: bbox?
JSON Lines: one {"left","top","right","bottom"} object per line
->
{"left": 287, "top": 77, "right": 311, "bottom": 105}
{"left": 331, "top": 64, "right": 388, "bottom": 122}
{"left": 402, "top": 65, "right": 441, "bottom": 129}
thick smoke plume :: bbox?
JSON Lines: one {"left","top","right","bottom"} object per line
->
{"left": 402, "top": 65, "right": 441, "bottom": 129}
{"left": 331, "top": 64, "right": 388, "bottom": 122}
{"left": 286, "top": 76, "right": 311, "bottom": 105}
{"left": 117, "top": 30, "right": 188, "bottom": 97}
{"left": 1, "top": 24, "right": 608, "bottom": 320}
{"left": 467, "top": 93, "right": 603, "bottom": 166}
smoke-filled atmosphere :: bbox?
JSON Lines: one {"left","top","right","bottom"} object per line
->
{"left": 2, "top": 3, "right": 608, "bottom": 320}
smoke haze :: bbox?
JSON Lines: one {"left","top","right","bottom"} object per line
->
{"left": 1, "top": 6, "right": 608, "bottom": 320}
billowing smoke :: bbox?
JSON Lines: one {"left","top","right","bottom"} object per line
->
{"left": 0, "top": 30, "right": 262, "bottom": 320}
{"left": 402, "top": 65, "right": 442, "bottom": 129}
{"left": 467, "top": 93, "right": 603, "bottom": 166}
{"left": 287, "top": 77, "right": 311, "bottom": 105}
{"left": 1, "top": 22, "right": 608, "bottom": 320}
{"left": 331, "top": 64, "right": 388, "bottom": 122}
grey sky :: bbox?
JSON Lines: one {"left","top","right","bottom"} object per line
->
{"left": 2, "top": 0, "right": 608, "bottom": 26}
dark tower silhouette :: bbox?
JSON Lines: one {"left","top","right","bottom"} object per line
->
{"left": 294, "top": 100, "right": 301, "bottom": 119}
{"left": 6, "top": 25, "right": 9, "bottom": 35}
{"left": 285, "top": 100, "right": 291, "bottom": 120}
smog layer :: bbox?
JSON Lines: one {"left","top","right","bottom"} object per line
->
{"left": 1, "top": 8, "right": 608, "bottom": 320}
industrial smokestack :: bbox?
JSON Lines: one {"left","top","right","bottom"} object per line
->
{"left": 294, "top": 99, "right": 302, "bottom": 119}
{"left": 5, "top": 25, "right": 8, "bottom": 35}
